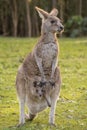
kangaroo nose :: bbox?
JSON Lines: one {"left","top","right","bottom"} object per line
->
{"left": 60, "top": 26, "right": 64, "bottom": 30}
{"left": 39, "top": 94, "right": 42, "bottom": 97}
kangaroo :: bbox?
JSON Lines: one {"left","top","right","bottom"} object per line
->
{"left": 16, "top": 7, "right": 64, "bottom": 126}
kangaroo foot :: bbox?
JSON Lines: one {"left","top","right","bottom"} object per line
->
{"left": 25, "top": 113, "right": 36, "bottom": 121}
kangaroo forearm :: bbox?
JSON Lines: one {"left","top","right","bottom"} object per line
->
{"left": 34, "top": 53, "right": 45, "bottom": 80}
{"left": 51, "top": 57, "right": 58, "bottom": 79}
{"left": 38, "top": 65, "right": 45, "bottom": 79}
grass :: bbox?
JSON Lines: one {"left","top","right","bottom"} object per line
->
{"left": 0, "top": 37, "right": 87, "bottom": 130}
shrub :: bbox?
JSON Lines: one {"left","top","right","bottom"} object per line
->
{"left": 82, "top": 17, "right": 87, "bottom": 36}
{"left": 65, "top": 16, "right": 87, "bottom": 37}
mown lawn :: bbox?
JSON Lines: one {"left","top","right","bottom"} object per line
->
{"left": 0, "top": 37, "right": 87, "bottom": 130}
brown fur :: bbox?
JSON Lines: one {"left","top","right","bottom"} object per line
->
{"left": 16, "top": 7, "right": 64, "bottom": 126}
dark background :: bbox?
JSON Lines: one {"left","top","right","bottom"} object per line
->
{"left": 0, "top": 0, "right": 87, "bottom": 37}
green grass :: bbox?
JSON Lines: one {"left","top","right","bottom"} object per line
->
{"left": 0, "top": 37, "right": 87, "bottom": 130}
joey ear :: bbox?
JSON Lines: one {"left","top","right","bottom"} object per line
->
{"left": 35, "top": 6, "right": 49, "bottom": 20}
{"left": 50, "top": 8, "right": 58, "bottom": 16}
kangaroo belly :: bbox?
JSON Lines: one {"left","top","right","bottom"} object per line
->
{"left": 42, "top": 43, "right": 58, "bottom": 68}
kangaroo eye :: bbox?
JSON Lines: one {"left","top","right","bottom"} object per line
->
{"left": 50, "top": 20, "right": 55, "bottom": 24}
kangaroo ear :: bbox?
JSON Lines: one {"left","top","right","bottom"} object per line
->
{"left": 35, "top": 6, "right": 49, "bottom": 20}
{"left": 50, "top": 8, "right": 58, "bottom": 16}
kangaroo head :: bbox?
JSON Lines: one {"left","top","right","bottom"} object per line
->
{"left": 35, "top": 7, "right": 64, "bottom": 34}
{"left": 32, "top": 81, "right": 45, "bottom": 98}
{"left": 33, "top": 81, "right": 54, "bottom": 107}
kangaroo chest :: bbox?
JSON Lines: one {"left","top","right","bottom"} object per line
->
{"left": 42, "top": 42, "right": 58, "bottom": 67}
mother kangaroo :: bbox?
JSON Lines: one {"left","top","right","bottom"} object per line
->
{"left": 16, "top": 7, "right": 64, "bottom": 126}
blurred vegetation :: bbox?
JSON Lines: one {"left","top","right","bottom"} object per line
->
{"left": 0, "top": 0, "right": 87, "bottom": 37}
{"left": 65, "top": 16, "right": 87, "bottom": 37}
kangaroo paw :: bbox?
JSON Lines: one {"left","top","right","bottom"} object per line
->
{"left": 25, "top": 114, "right": 29, "bottom": 120}
{"left": 49, "top": 81, "right": 55, "bottom": 87}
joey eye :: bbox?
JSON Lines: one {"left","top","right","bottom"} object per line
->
{"left": 50, "top": 20, "right": 55, "bottom": 24}
{"left": 42, "top": 90, "right": 45, "bottom": 93}
{"left": 33, "top": 81, "right": 37, "bottom": 87}
{"left": 36, "top": 89, "right": 38, "bottom": 93}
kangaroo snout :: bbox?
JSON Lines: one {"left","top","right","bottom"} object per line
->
{"left": 60, "top": 25, "right": 64, "bottom": 30}
{"left": 58, "top": 25, "right": 64, "bottom": 32}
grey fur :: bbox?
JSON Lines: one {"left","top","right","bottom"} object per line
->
{"left": 16, "top": 7, "right": 63, "bottom": 126}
